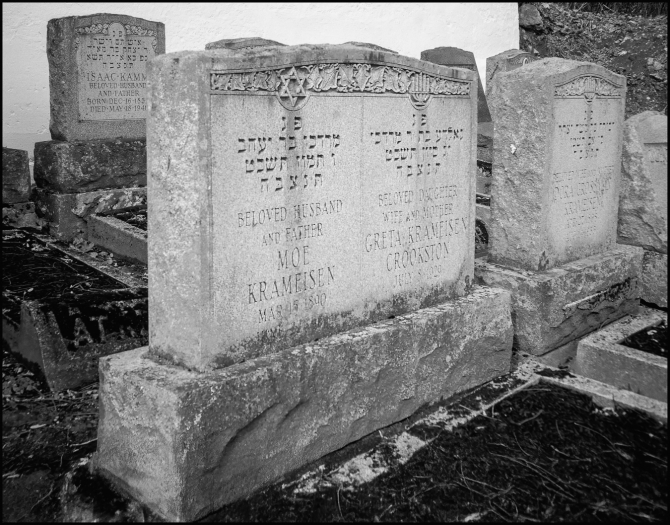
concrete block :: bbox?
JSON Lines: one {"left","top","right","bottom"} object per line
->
{"left": 34, "top": 139, "right": 146, "bottom": 193}
{"left": 88, "top": 214, "right": 147, "bottom": 264}
{"left": 3, "top": 147, "right": 31, "bottom": 203}
{"left": 475, "top": 244, "right": 643, "bottom": 354}
{"left": 94, "top": 286, "right": 512, "bottom": 521}
{"left": 639, "top": 250, "right": 667, "bottom": 308}
{"left": 574, "top": 307, "right": 667, "bottom": 402}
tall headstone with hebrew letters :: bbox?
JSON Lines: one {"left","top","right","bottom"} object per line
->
{"left": 34, "top": 14, "right": 165, "bottom": 241}
{"left": 94, "top": 44, "right": 513, "bottom": 521}
{"left": 618, "top": 111, "right": 667, "bottom": 307}
{"left": 476, "top": 58, "right": 642, "bottom": 359}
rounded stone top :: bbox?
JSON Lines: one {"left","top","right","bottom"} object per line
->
{"left": 153, "top": 44, "right": 476, "bottom": 82}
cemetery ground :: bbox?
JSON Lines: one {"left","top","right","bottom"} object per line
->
{"left": 3, "top": 341, "right": 667, "bottom": 522}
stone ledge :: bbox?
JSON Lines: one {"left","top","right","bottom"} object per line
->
{"left": 475, "top": 244, "right": 644, "bottom": 354}
{"left": 34, "top": 187, "right": 147, "bottom": 242}
{"left": 89, "top": 214, "right": 147, "bottom": 265}
{"left": 94, "top": 286, "right": 512, "bottom": 522}
{"left": 639, "top": 250, "right": 667, "bottom": 308}
{"left": 574, "top": 306, "right": 667, "bottom": 402}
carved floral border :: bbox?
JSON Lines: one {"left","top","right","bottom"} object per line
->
{"left": 210, "top": 63, "right": 471, "bottom": 96}
{"left": 74, "top": 23, "right": 158, "bottom": 52}
{"left": 554, "top": 75, "right": 622, "bottom": 99}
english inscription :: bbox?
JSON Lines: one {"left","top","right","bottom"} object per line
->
{"left": 77, "top": 22, "right": 155, "bottom": 121}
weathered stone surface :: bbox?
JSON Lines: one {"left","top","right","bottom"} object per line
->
{"left": 343, "top": 42, "right": 397, "bottom": 53}
{"left": 147, "top": 44, "right": 477, "bottom": 371}
{"left": 639, "top": 250, "right": 667, "bottom": 307}
{"left": 519, "top": 4, "right": 543, "bottom": 31}
{"left": 89, "top": 214, "right": 147, "bottom": 264}
{"left": 34, "top": 139, "right": 146, "bottom": 193}
{"left": 205, "top": 37, "right": 285, "bottom": 50}
{"left": 485, "top": 49, "right": 536, "bottom": 97}
{"left": 94, "top": 286, "right": 512, "bottom": 522}
{"left": 574, "top": 307, "right": 667, "bottom": 402}
{"left": 421, "top": 46, "right": 492, "bottom": 129}
{"left": 475, "top": 244, "right": 643, "bottom": 354}
{"left": 617, "top": 111, "right": 667, "bottom": 254}
{"left": 488, "top": 58, "right": 626, "bottom": 271}
{"left": 2, "top": 147, "right": 31, "bottom": 203}
{"left": 47, "top": 14, "right": 165, "bottom": 142}
{"left": 35, "top": 187, "right": 146, "bottom": 241}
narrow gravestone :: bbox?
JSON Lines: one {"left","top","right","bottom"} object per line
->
{"left": 47, "top": 14, "right": 165, "bottom": 141}
{"left": 94, "top": 44, "right": 513, "bottom": 521}
{"left": 476, "top": 58, "right": 643, "bottom": 357}
{"left": 421, "top": 47, "right": 492, "bottom": 137}
{"left": 618, "top": 111, "right": 667, "bottom": 307}
{"left": 2, "top": 147, "right": 31, "bottom": 203}
{"left": 485, "top": 49, "right": 536, "bottom": 96}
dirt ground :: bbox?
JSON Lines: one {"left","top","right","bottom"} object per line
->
{"left": 520, "top": 2, "right": 667, "bottom": 118}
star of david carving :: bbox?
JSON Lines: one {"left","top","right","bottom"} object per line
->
{"left": 278, "top": 67, "right": 308, "bottom": 109}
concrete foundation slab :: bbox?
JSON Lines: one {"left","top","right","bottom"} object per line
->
{"left": 475, "top": 244, "right": 643, "bottom": 354}
{"left": 89, "top": 214, "right": 147, "bottom": 264}
{"left": 574, "top": 307, "right": 667, "bottom": 402}
{"left": 94, "top": 286, "right": 512, "bottom": 522}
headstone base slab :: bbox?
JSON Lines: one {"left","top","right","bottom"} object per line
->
{"left": 475, "top": 244, "right": 643, "bottom": 355}
{"left": 573, "top": 306, "right": 667, "bottom": 402}
{"left": 35, "top": 187, "right": 146, "bottom": 242}
{"left": 639, "top": 250, "right": 667, "bottom": 308}
{"left": 93, "top": 286, "right": 512, "bottom": 522}
{"left": 88, "top": 214, "right": 147, "bottom": 264}
{"left": 34, "top": 139, "right": 147, "bottom": 194}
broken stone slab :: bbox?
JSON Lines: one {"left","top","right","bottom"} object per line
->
{"left": 205, "top": 37, "right": 285, "bottom": 50}
{"left": 34, "top": 139, "right": 147, "bottom": 193}
{"left": 639, "top": 250, "right": 667, "bottom": 308}
{"left": 88, "top": 212, "right": 147, "bottom": 264}
{"left": 475, "top": 244, "right": 643, "bottom": 355}
{"left": 488, "top": 58, "right": 626, "bottom": 271}
{"left": 574, "top": 306, "right": 667, "bottom": 402}
{"left": 342, "top": 41, "right": 397, "bottom": 53}
{"left": 47, "top": 13, "right": 165, "bottom": 141}
{"left": 485, "top": 49, "right": 537, "bottom": 97}
{"left": 617, "top": 111, "right": 667, "bottom": 254}
{"left": 2, "top": 230, "right": 148, "bottom": 391}
{"left": 93, "top": 285, "right": 512, "bottom": 522}
{"left": 2, "top": 147, "right": 31, "bottom": 203}
{"left": 34, "top": 187, "right": 146, "bottom": 242}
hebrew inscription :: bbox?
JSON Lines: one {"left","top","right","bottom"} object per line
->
{"left": 209, "top": 84, "right": 472, "bottom": 351}
{"left": 549, "top": 74, "right": 622, "bottom": 255}
{"left": 77, "top": 22, "right": 156, "bottom": 121}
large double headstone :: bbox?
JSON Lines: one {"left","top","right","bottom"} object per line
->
{"left": 618, "top": 111, "right": 667, "bottom": 307}
{"left": 34, "top": 14, "right": 165, "bottom": 241}
{"left": 476, "top": 58, "right": 643, "bottom": 359}
{"left": 94, "top": 43, "right": 513, "bottom": 520}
